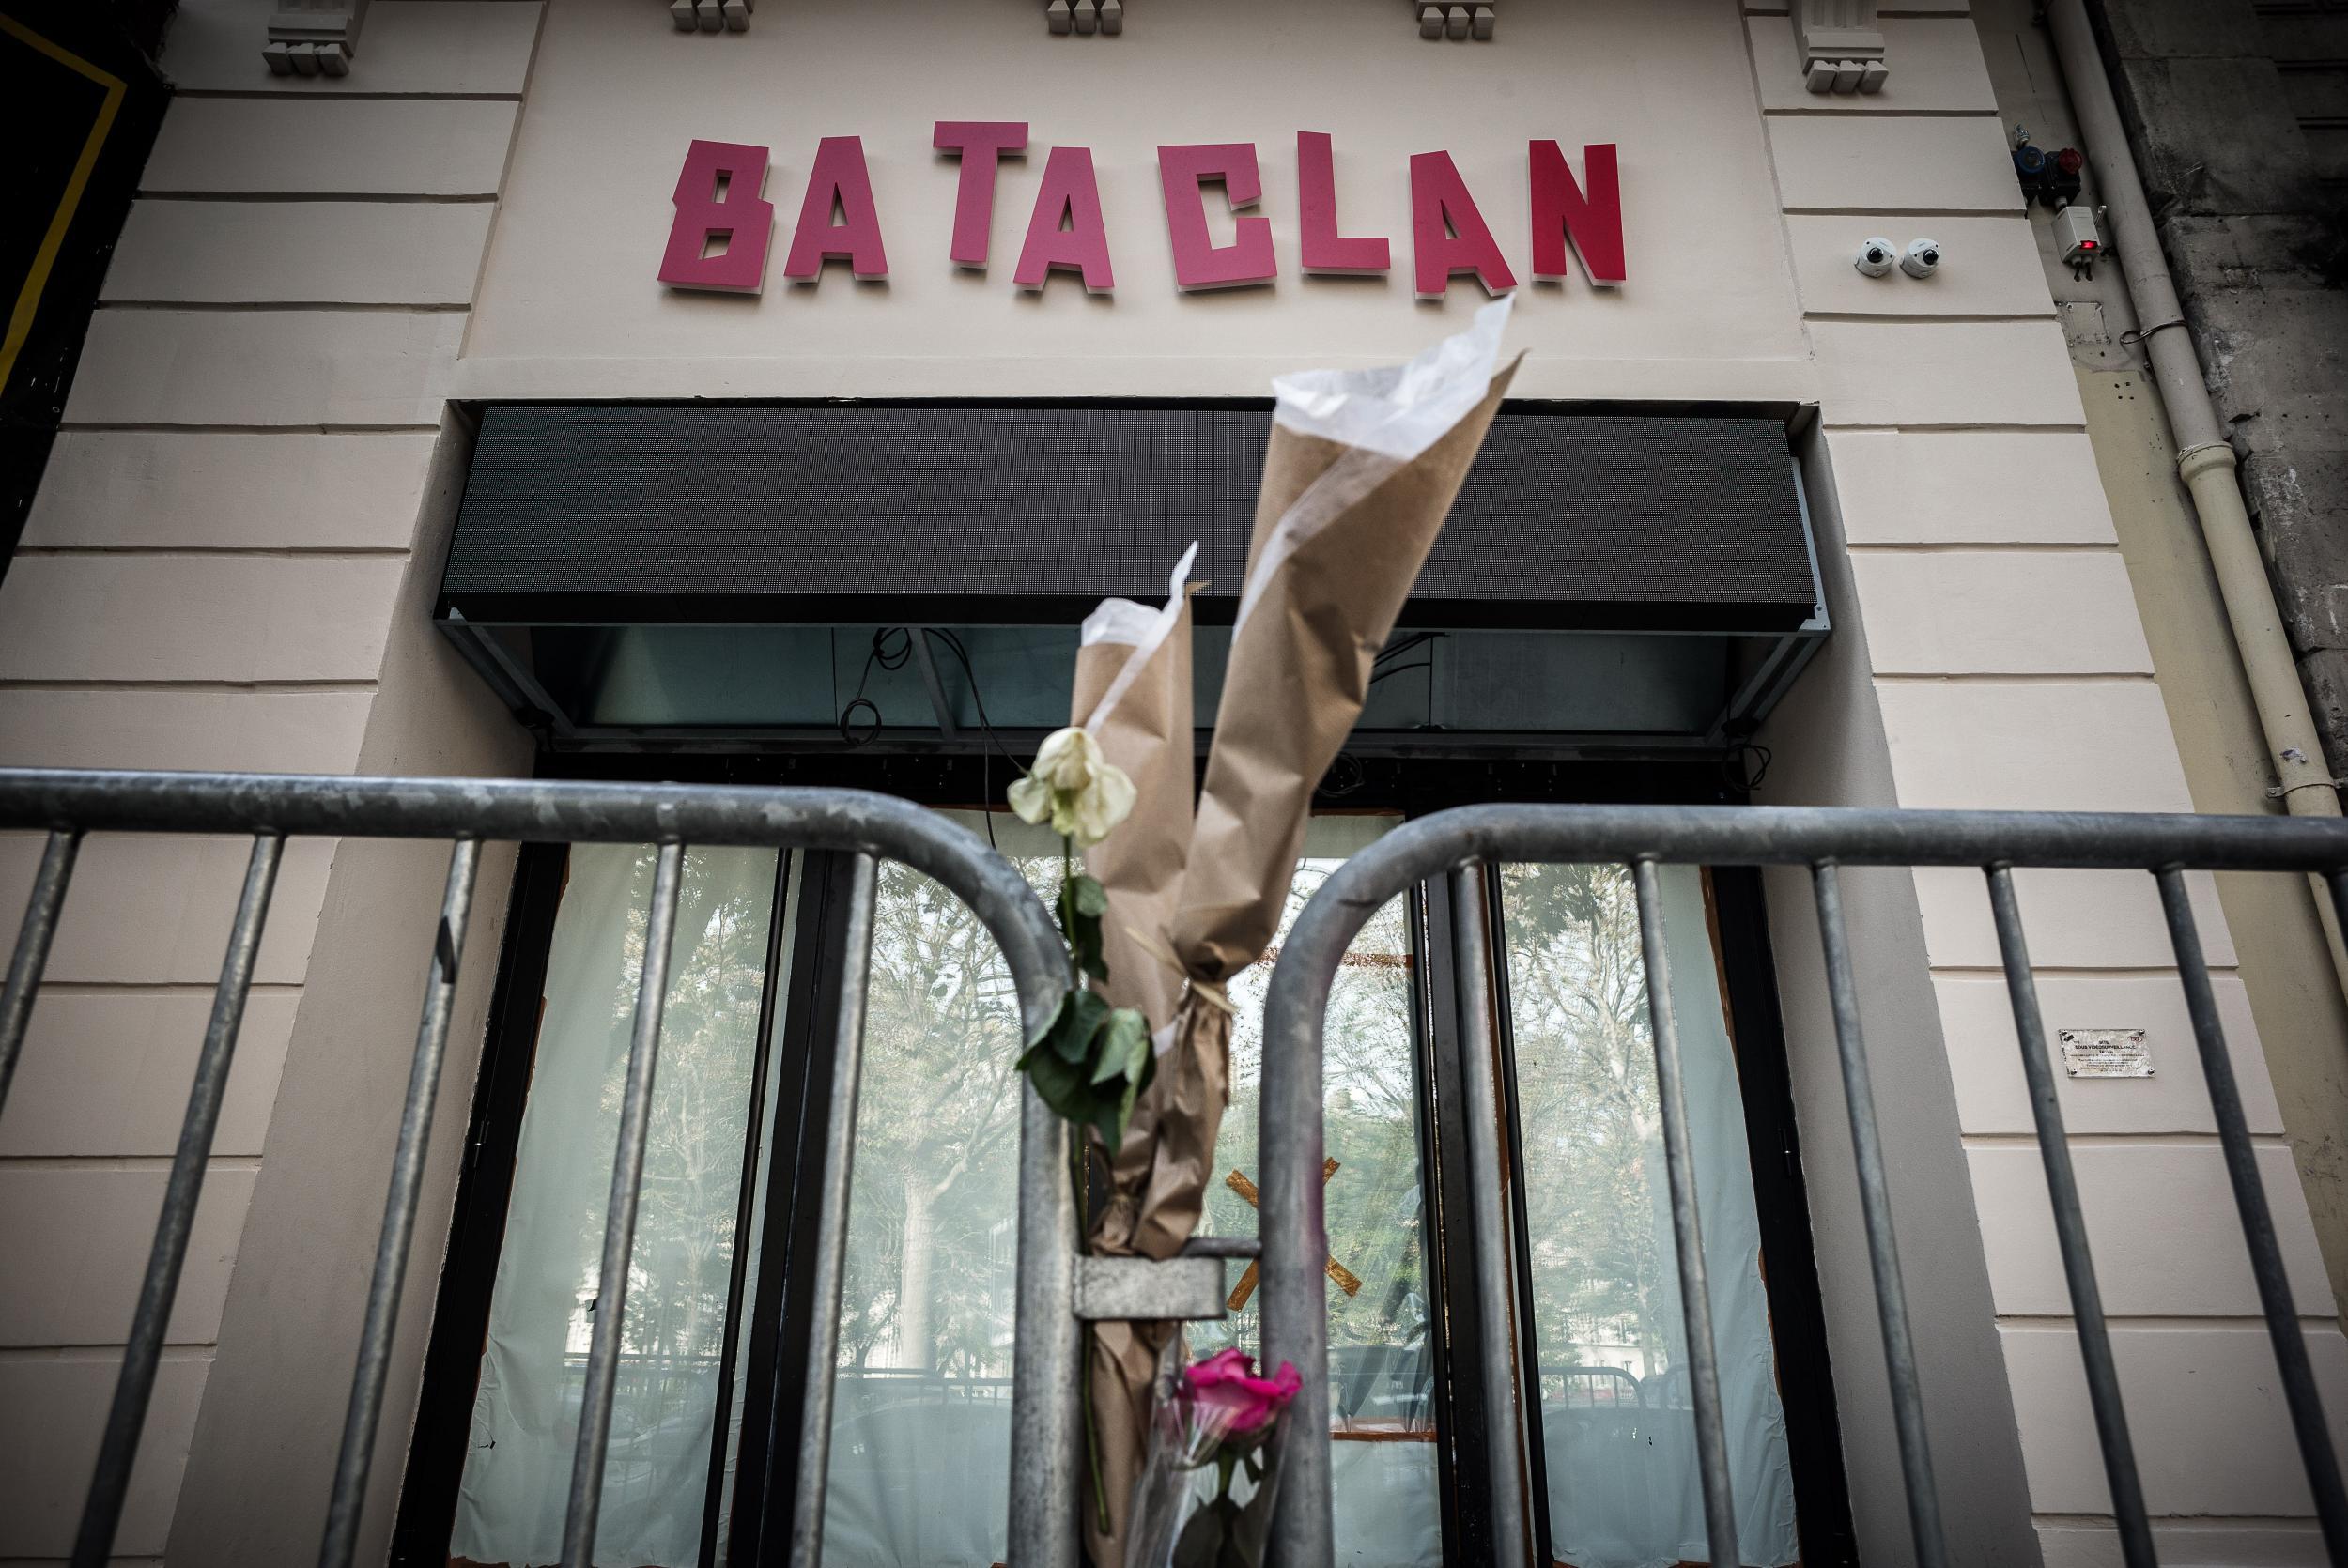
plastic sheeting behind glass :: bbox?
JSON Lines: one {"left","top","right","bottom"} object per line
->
{"left": 452, "top": 844, "right": 778, "bottom": 1568}
{"left": 820, "top": 812, "right": 1061, "bottom": 1568}
{"left": 1501, "top": 863, "right": 1798, "bottom": 1568}
{"left": 1195, "top": 815, "right": 1442, "bottom": 1568}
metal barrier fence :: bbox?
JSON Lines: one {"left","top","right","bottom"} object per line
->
{"left": 9, "top": 773, "right": 2348, "bottom": 1568}
{"left": 0, "top": 769, "right": 1079, "bottom": 1568}
{"left": 1258, "top": 803, "right": 2348, "bottom": 1568}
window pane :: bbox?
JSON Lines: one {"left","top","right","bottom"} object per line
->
{"left": 1195, "top": 815, "right": 1442, "bottom": 1568}
{"left": 454, "top": 844, "right": 779, "bottom": 1568}
{"left": 822, "top": 815, "right": 1060, "bottom": 1567}
{"left": 1499, "top": 863, "right": 1797, "bottom": 1568}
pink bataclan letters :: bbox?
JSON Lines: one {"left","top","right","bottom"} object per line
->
{"left": 657, "top": 130, "right": 1625, "bottom": 300}
{"left": 783, "top": 135, "right": 889, "bottom": 281}
{"left": 934, "top": 120, "right": 1028, "bottom": 268}
{"left": 1015, "top": 146, "right": 1116, "bottom": 293}
{"left": 1157, "top": 143, "right": 1275, "bottom": 290}
{"left": 657, "top": 138, "right": 776, "bottom": 293}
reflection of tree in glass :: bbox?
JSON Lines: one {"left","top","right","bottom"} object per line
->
{"left": 1198, "top": 863, "right": 1430, "bottom": 1430}
{"left": 1499, "top": 863, "right": 1670, "bottom": 1381}
{"left": 596, "top": 850, "right": 774, "bottom": 1390}
{"left": 840, "top": 859, "right": 1043, "bottom": 1377}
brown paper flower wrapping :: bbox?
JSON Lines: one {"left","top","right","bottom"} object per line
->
{"left": 1068, "top": 301, "right": 1520, "bottom": 1566}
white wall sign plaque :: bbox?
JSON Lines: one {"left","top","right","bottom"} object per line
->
{"left": 2060, "top": 1028, "right": 2154, "bottom": 1079}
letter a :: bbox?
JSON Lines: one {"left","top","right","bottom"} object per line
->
{"left": 1530, "top": 141, "right": 1626, "bottom": 285}
{"left": 1409, "top": 151, "right": 1516, "bottom": 300}
{"left": 784, "top": 135, "right": 889, "bottom": 281}
{"left": 659, "top": 139, "right": 774, "bottom": 293}
{"left": 1015, "top": 146, "right": 1115, "bottom": 293}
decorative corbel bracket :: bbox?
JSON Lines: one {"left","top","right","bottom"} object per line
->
{"left": 262, "top": 0, "right": 370, "bottom": 75}
{"left": 1044, "top": 0, "right": 1124, "bottom": 36}
{"left": 1415, "top": 3, "right": 1495, "bottom": 40}
{"left": 671, "top": 0, "right": 751, "bottom": 33}
{"left": 1793, "top": 0, "right": 1887, "bottom": 94}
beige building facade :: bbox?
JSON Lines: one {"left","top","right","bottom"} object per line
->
{"left": 2, "top": 1, "right": 2345, "bottom": 1564}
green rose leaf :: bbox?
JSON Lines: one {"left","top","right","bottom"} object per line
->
{"left": 1051, "top": 987, "right": 1111, "bottom": 1064}
{"left": 1072, "top": 873, "right": 1109, "bottom": 918}
{"left": 1089, "top": 1005, "right": 1148, "bottom": 1085}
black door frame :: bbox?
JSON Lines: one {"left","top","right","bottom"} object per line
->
{"left": 392, "top": 753, "right": 1855, "bottom": 1568}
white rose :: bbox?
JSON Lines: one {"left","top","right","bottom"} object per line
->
{"left": 1010, "top": 726, "right": 1137, "bottom": 847}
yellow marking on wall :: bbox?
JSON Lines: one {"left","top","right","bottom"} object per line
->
{"left": 0, "top": 14, "right": 130, "bottom": 388}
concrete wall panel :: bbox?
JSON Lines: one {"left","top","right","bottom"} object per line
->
{"left": 0, "top": 556, "right": 406, "bottom": 684}
{"left": 0, "top": 989, "right": 301, "bottom": 1159}
{"left": 102, "top": 201, "right": 494, "bottom": 305}
{"left": 2000, "top": 1321, "right": 2348, "bottom": 1516}
{"left": 0, "top": 1166, "right": 258, "bottom": 1345}
{"left": 0, "top": 689, "right": 375, "bottom": 776}
{"left": 1829, "top": 427, "right": 2117, "bottom": 545}
{"left": 60, "top": 310, "right": 462, "bottom": 427}
{"left": 25, "top": 431, "right": 437, "bottom": 552}
{"left": 1850, "top": 549, "right": 2155, "bottom": 674}
{"left": 1970, "top": 1142, "right": 2336, "bottom": 1317}
{"left": 1876, "top": 679, "right": 2195, "bottom": 811}
{"left": 139, "top": 99, "right": 518, "bottom": 196}
{"left": 0, "top": 1355, "right": 209, "bottom": 1558}
{"left": 1786, "top": 213, "right": 2052, "bottom": 316}
{"left": 0, "top": 834, "right": 335, "bottom": 987}
{"left": 1912, "top": 863, "right": 2237, "bottom": 970}
{"left": 1767, "top": 113, "right": 2023, "bottom": 211}
{"left": 1936, "top": 969, "right": 2283, "bottom": 1136}
{"left": 1813, "top": 318, "right": 2087, "bottom": 426}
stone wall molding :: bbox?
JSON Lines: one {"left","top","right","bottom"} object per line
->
{"left": 1793, "top": 0, "right": 1887, "bottom": 93}
{"left": 263, "top": 0, "right": 370, "bottom": 75}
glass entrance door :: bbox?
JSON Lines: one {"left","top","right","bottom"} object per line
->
{"left": 403, "top": 806, "right": 1842, "bottom": 1568}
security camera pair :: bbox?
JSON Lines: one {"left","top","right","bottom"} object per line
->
{"left": 1854, "top": 238, "right": 1939, "bottom": 279}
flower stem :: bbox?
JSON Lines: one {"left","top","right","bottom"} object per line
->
{"left": 1074, "top": 1128, "right": 1111, "bottom": 1536}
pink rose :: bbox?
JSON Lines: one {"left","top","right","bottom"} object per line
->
{"left": 1183, "top": 1349, "right": 1302, "bottom": 1437}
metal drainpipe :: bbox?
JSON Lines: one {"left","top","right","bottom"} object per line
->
{"left": 2045, "top": 0, "right": 2348, "bottom": 996}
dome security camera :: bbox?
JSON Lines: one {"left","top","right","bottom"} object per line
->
{"left": 1900, "top": 238, "right": 1942, "bottom": 278}
{"left": 1854, "top": 238, "right": 1897, "bottom": 277}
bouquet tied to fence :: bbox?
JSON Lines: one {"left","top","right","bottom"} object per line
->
{"left": 1123, "top": 1349, "right": 1302, "bottom": 1568}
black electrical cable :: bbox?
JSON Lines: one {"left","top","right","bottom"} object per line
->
{"left": 837, "top": 625, "right": 912, "bottom": 746}
{"left": 922, "top": 627, "right": 1027, "bottom": 853}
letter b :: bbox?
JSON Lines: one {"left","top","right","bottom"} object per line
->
{"left": 660, "top": 139, "right": 774, "bottom": 293}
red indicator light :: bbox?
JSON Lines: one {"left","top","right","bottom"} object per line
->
{"left": 2081, "top": 239, "right": 2097, "bottom": 249}
{"left": 2055, "top": 147, "right": 2085, "bottom": 175}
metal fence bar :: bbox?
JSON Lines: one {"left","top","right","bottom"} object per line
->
{"left": 2155, "top": 868, "right": 2348, "bottom": 1556}
{"left": 563, "top": 840, "right": 687, "bottom": 1565}
{"left": 15, "top": 772, "right": 2348, "bottom": 873}
{"left": 1985, "top": 866, "right": 2155, "bottom": 1567}
{"left": 1632, "top": 857, "right": 1739, "bottom": 1567}
{"left": 319, "top": 838, "right": 483, "bottom": 1568}
{"left": 1811, "top": 862, "right": 1947, "bottom": 1568}
{"left": 72, "top": 832, "right": 283, "bottom": 1568}
{"left": 1447, "top": 866, "right": 1532, "bottom": 1565}
{"left": 0, "top": 826, "right": 79, "bottom": 1115}
{"left": 790, "top": 851, "right": 878, "bottom": 1568}
{"left": 1009, "top": 1019, "right": 1082, "bottom": 1563}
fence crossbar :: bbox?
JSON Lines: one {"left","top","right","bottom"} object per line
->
{"left": 1259, "top": 803, "right": 2348, "bottom": 1568}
